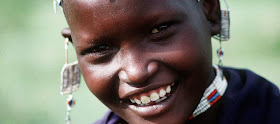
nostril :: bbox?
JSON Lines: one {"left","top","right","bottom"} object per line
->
{"left": 118, "top": 61, "right": 159, "bottom": 87}
{"left": 119, "top": 68, "right": 149, "bottom": 86}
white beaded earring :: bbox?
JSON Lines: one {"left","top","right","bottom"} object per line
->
{"left": 214, "top": 0, "right": 230, "bottom": 80}
{"left": 197, "top": 0, "right": 230, "bottom": 79}
{"left": 61, "top": 38, "right": 81, "bottom": 124}
{"left": 188, "top": 0, "right": 230, "bottom": 120}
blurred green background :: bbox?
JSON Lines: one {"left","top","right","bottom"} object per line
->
{"left": 0, "top": 0, "right": 279, "bottom": 124}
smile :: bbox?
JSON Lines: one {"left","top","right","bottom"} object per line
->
{"left": 128, "top": 83, "right": 176, "bottom": 106}
{"left": 126, "top": 81, "right": 179, "bottom": 117}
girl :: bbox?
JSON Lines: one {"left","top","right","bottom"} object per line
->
{"left": 58, "top": 0, "right": 280, "bottom": 123}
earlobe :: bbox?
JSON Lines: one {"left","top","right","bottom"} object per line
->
{"left": 202, "top": 0, "right": 221, "bottom": 36}
{"left": 61, "top": 27, "right": 73, "bottom": 42}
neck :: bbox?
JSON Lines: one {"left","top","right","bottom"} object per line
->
{"left": 187, "top": 66, "right": 225, "bottom": 124}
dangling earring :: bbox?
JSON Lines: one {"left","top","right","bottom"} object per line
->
{"left": 61, "top": 37, "right": 81, "bottom": 124}
{"left": 214, "top": 0, "right": 230, "bottom": 80}
{"left": 187, "top": 0, "right": 230, "bottom": 120}
{"left": 53, "top": 0, "right": 63, "bottom": 14}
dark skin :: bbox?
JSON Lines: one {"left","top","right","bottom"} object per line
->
{"left": 62, "top": 0, "right": 221, "bottom": 123}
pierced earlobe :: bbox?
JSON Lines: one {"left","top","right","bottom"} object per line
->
{"left": 61, "top": 28, "right": 73, "bottom": 42}
{"left": 208, "top": 20, "right": 221, "bottom": 36}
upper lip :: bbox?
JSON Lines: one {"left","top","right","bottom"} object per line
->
{"left": 119, "top": 81, "right": 175, "bottom": 100}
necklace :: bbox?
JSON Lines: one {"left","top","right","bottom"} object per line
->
{"left": 189, "top": 65, "right": 228, "bottom": 119}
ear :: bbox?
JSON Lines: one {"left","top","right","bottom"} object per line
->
{"left": 202, "top": 0, "right": 221, "bottom": 36}
{"left": 61, "top": 28, "right": 73, "bottom": 42}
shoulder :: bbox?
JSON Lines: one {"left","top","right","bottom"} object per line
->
{"left": 223, "top": 67, "right": 280, "bottom": 99}
{"left": 218, "top": 67, "right": 280, "bottom": 124}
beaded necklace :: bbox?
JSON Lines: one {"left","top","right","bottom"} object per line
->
{"left": 189, "top": 65, "right": 228, "bottom": 119}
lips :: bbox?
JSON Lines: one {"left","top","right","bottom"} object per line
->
{"left": 125, "top": 81, "right": 179, "bottom": 117}
{"left": 128, "top": 83, "right": 175, "bottom": 106}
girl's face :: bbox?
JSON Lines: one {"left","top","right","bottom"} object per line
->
{"left": 63, "top": 0, "right": 219, "bottom": 123}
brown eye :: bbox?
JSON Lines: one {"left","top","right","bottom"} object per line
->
{"left": 149, "top": 22, "right": 177, "bottom": 41}
{"left": 151, "top": 25, "right": 169, "bottom": 34}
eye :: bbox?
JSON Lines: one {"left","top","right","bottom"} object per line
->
{"left": 149, "top": 22, "right": 177, "bottom": 41}
{"left": 80, "top": 44, "right": 113, "bottom": 56}
{"left": 91, "top": 45, "right": 113, "bottom": 53}
{"left": 151, "top": 25, "right": 169, "bottom": 34}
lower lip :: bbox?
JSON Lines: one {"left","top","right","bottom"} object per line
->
{"left": 127, "top": 82, "right": 179, "bottom": 117}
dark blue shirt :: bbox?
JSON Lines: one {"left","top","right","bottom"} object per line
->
{"left": 218, "top": 67, "right": 280, "bottom": 124}
{"left": 94, "top": 67, "right": 280, "bottom": 124}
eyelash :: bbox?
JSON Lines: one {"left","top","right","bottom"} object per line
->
{"left": 81, "top": 22, "right": 176, "bottom": 57}
{"left": 81, "top": 44, "right": 113, "bottom": 56}
{"left": 149, "top": 22, "right": 175, "bottom": 40}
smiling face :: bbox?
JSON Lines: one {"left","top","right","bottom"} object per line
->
{"left": 63, "top": 0, "right": 220, "bottom": 123}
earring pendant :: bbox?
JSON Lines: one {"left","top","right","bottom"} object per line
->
{"left": 61, "top": 61, "right": 81, "bottom": 95}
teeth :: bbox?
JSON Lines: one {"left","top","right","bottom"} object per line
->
{"left": 150, "top": 92, "right": 160, "bottom": 101}
{"left": 140, "top": 96, "right": 151, "bottom": 104}
{"left": 130, "top": 99, "right": 135, "bottom": 103}
{"left": 134, "top": 98, "right": 141, "bottom": 104}
{"left": 129, "top": 83, "right": 176, "bottom": 105}
{"left": 159, "top": 89, "right": 166, "bottom": 97}
{"left": 166, "top": 85, "right": 171, "bottom": 93}
{"left": 155, "top": 96, "right": 167, "bottom": 103}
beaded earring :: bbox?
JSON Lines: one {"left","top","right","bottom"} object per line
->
{"left": 188, "top": 0, "right": 230, "bottom": 120}
{"left": 198, "top": 0, "right": 230, "bottom": 79}
{"left": 61, "top": 38, "right": 81, "bottom": 124}
{"left": 213, "top": 0, "right": 230, "bottom": 80}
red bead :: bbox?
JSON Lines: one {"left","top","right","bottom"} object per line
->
{"left": 216, "top": 48, "right": 224, "bottom": 58}
{"left": 207, "top": 89, "right": 218, "bottom": 100}
{"left": 189, "top": 115, "right": 194, "bottom": 120}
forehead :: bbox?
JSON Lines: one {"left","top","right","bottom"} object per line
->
{"left": 64, "top": 0, "right": 191, "bottom": 24}
{"left": 63, "top": 0, "right": 196, "bottom": 44}
{"left": 64, "top": 0, "right": 188, "bottom": 11}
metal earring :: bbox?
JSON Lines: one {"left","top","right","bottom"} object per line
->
{"left": 197, "top": 0, "right": 230, "bottom": 41}
{"left": 213, "top": 0, "right": 230, "bottom": 41}
{"left": 61, "top": 38, "right": 81, "bottom": 124}
{"left": 214, "top": 0, "right": 230, "bottom": 80}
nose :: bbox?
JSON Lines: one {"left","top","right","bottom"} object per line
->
{"left": 118, "top": 59, "right": 158, "bottom": 87}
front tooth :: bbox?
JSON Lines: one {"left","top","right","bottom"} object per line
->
{"left": 166, "top": 85, "right": 171, "bottom": 93}
{"left": 130, "top": 99, "right": 135, "bottom": 103}
{"left": 159, "top": 89, "right": 166, "bottom": 97}
{"left": 134, "top": 98, "right": 141, "bottom": 104}
{"left": 141, "top": 96, "right": 151, "bottom": 104}
{"left": 150, "top": 92, "right": 160, "bottom": 101}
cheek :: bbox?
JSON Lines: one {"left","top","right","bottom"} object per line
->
{"left": 78, "top": 59, "right": 119, "bottom": 104}
{"left": 162, "top": 31, "right": 211, "bottom": 72}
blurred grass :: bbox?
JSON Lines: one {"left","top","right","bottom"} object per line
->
{"left": 0, "top": 0, "right": 279, "bottom": 124}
